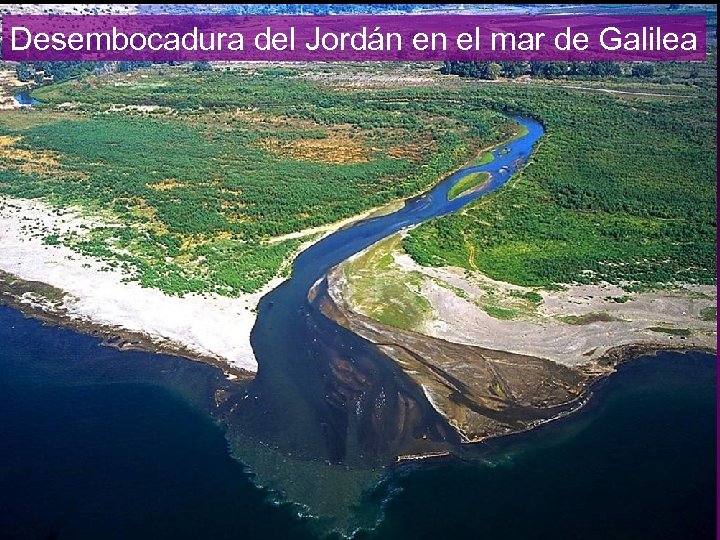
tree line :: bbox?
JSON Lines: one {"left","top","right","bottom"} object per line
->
{"left": 440, "top": 61, "right": 655, "bottom": 80}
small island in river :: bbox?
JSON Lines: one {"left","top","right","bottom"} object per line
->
{"left": 0, "top": 58, "right": 716, "bottom": 520}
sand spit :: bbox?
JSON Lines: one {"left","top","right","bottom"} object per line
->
{"left": 0, "top": 195, "right": 411, "bottom": 373}
{"left": 0, "top": 197, "right": 273, "bottom": 374}
{"left": 324, "top": 235, "right": 716, "bottom": 441}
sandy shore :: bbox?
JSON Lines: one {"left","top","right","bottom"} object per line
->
{"left": 0, "top": 195, "right": 411, "bottom": 374}
{"left": 0, "top": 197, "right": 275, "bottom": 373}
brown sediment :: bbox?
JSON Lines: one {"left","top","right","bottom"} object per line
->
{"left": 0, "top": 269, "right": 254, "bottom": 380}
{"left": 318, "top": 265, "right": 715, "bottom": 447}
{"left": 305, "top": 285, "right": 459, "bottom": 464}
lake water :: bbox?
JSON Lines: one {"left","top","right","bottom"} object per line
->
{"left": 0, "top": 307, "right": 715, "bottom": 539}
{"left": 0, "top": 115, "right": 715, "bottom": 538}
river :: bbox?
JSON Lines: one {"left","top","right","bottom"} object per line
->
{"left": 0, "top": 116, "right": 715, "bottom": 538}
{"left": 238, "top": 117, "right": 545, "bottom": 466}
{"left": 13, "top": 91, "right": 40, "bottom": 106}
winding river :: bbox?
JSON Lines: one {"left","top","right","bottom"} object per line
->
{"left": 233, "top": 117, "right": 545, "bottom": 467}
{"left": 1, "top": 113, "right": 715, "bottom": 538}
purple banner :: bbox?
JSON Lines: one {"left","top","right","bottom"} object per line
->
{"left": 1, "top": 14, "right": 706, "bottom": 62}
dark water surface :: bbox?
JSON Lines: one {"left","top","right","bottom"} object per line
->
{"left": 0, "top": 307, "right": 715, "bottom": 539}
{"left": 1, "top": 116, "right": 716, "bottom": 538}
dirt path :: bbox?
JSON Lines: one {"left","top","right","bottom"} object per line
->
{"left": 559, "top": 84, "right": 695, "bottom": 98}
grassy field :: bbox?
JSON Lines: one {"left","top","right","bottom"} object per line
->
{"left": 342, "top": 235, "right": 431, "bottom": 331}
{"left": 0, "top": 66, "right": 512, "bottom": 296}
{"left": 2, "top": 64, "right": 716, "bottom": 297}
{"left": 405, "top": 82, "right": 717, "bottom": 291}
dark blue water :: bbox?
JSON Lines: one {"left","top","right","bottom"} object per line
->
{"left": 364, "top": 351, "right": 717, "bottom": 540}
{"left": 0, "top": 307, "right": 715, "bottom": 539}
{"left": 0, "top": 306, "right": 318, "bottom": 540}
{"left": 0, "top": 115, "right": 715, "bottom": 538}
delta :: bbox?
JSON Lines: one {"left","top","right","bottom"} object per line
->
{"left": 600, "top": 26, "right": 697, "bottom": 51}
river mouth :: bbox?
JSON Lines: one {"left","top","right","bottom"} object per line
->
{"left": 241, "top": 116, "right": 545, "bottom": 463}
{"left": 1, "top": 109, "right": 712, "bottom": 537}
{"left": 202, "top": 117, "right": 548, "bottom": 529}
{"left": 1, "top": 305, "right": 714, "bottom": 539}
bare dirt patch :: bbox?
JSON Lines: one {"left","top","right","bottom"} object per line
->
{"left": 260, "top": 130, "right": 371, "bottom": 164}
{"left": 0, "top": 134, "right": 73, "bottom": 177}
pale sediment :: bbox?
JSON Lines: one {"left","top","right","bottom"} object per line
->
{"left": 0, "top": 197, "right": 270, "bottom": 374}
{"left": 321, "top": 236, "right": 717, "bottom": 443}
{"left": 0, "top": 195, "right": 411, "bottom": 375}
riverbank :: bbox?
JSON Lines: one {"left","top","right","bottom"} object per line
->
{"left": 322, "top": 232, "right": 716, "bottom": 442}
{"left": 0, "top": 195, "right": 417, "bottom": 375}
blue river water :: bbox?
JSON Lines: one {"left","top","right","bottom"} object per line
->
{"left": 13, "top": 91, "right": 40, "bottom": 106}
{"left": 0, "top": 116, "right": 715, "bottom": 538}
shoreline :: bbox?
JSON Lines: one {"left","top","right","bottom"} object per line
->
{"left": 0, "top": 197, "right": 274, "bottom": 374}
{"left": 465, "top": 343, "right": 716, "bottom": 446}
{"left": 0, "top": 269, "right": 255, "bottom": 379}
{"left": 319, "top": 256, "right": 716, "bottom": 447}
{"left": 0, "top": 194, "right": 421, "bottom": 375}
{"left": 1, "top": 110, "right": 713, "bottom": 456}
{"left": 0, "top": 117, "right": 519, "bottom": 377}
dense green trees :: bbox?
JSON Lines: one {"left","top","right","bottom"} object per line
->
{"left": 405, "top": 84, "right": 717, "bottom": 289}
{"left": 441, "top": 60, "right": 627, "bottom": 80}
{"left": 2, "top": 68, "right": 509, "bottom": 296}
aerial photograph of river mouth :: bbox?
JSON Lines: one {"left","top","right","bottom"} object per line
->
{"left": 0, "top": 3, "right": 716, "bottom": 539}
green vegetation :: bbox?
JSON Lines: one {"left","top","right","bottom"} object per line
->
{"left": 1, "top": 66, "right": 511, "bottom": 296}
{"left": 482, "top": 305, "right": 517, "bottom": 320}
{"left": 343, "top": 236, "right": 431, "bottom": 331}
{"left": 468, "top": 151, "right": 494, "bottom": 167}
{"left": 700, "top": 306, "right": 717, "bottom": 321}
{"left": 510, "top": 290, "right": 543, "bottom": 305}
{"left": 405, "top": 83, "right": 717, "bottom": 291}
{"left": 559, "top": 312, "right": 620, "bottom": 325}
{"left": 647, "top": 326, "right": 692, "bottom": 337}
{"left": 440, "top": 51, "right": 718, "bottom": 89}
{"left": 5, "top": 64, "right": 716, "bottom": 300}
{"left": 448, "top": 172, "right": 490, "bottom": 200}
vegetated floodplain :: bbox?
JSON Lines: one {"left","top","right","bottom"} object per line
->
{"left": 343, "top": 235, "right": 431, "bottom": 331}
{"left": 0, "top": 66, "right": 513, "bottom": 296}
{"left": 405, "top": 82, "right": 717, "bottom": 291}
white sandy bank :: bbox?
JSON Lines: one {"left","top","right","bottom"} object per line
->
{"left": 0, "top": 197, "right": 279, "bottom": 373}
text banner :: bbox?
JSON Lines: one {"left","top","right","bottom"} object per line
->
{"left": 1, "top": 14, "right": 707, "bottom": 62}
